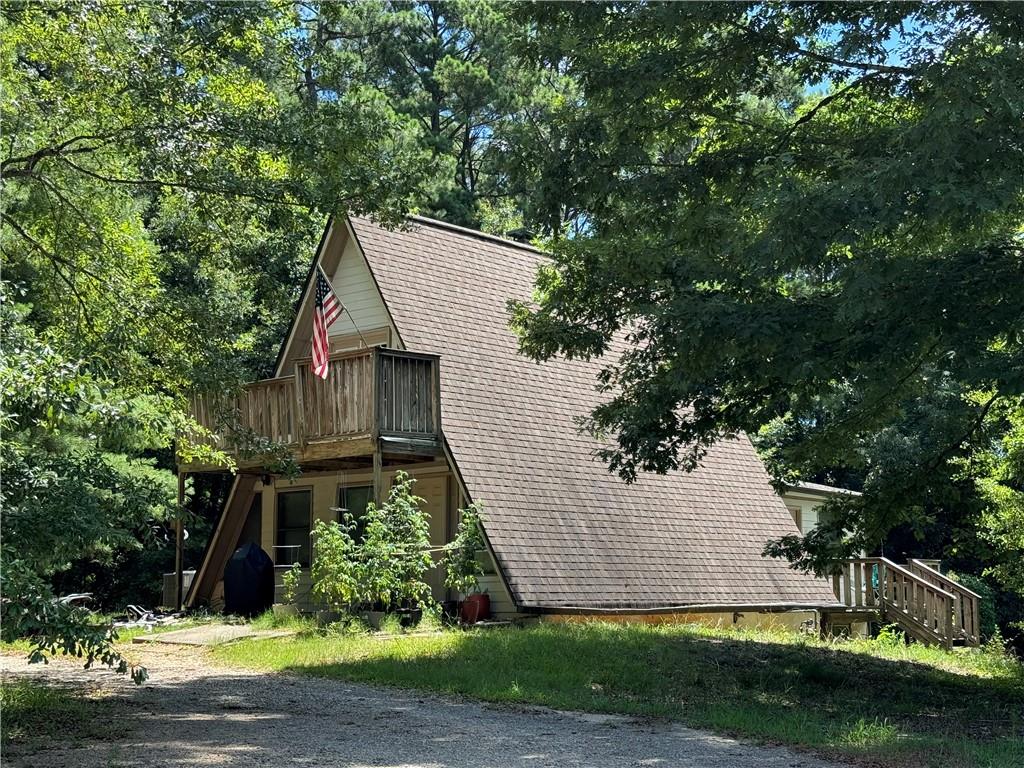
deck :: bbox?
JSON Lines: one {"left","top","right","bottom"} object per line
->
{"left": 827, "top": 557, "right": 981, "bottom": 648}
{"left": 181, "top": 347, "right": 442, "bottom": 472}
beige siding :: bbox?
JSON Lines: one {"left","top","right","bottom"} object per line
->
{"left": 275, "top": 222, "right": 398, "bottom": 376}
{"left": 545, "top": 610, "right": 820, "bottom": 632}
{"left": 328, "top": 235, "right": 394, "bottom": 343}
{"left": 780, "top": 491, "right": 832, "bottom": 536}
{"left": 477, "top": 572, "right": 519, "bottom": 619}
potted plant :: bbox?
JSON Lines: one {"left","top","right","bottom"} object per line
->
{"left": 273, "top": 561, "right": 302, "bottom": 618}
{"left": 444, "top": 503, "right": 490, "bottom": 624}
{"left": 355, "top": 472, "right": 434, "bottom": 628}
{"left": 310, "top": 516, "right": 358, "bottom": 621}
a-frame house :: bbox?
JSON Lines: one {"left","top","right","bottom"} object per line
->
{"left": 182, "top": 215, "right": 976, "bottom": 642}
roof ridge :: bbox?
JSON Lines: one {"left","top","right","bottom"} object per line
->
{"left": 406, "top": 214, "right": 546, "bottom": 255}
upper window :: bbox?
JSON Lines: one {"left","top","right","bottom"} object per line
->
{"left": 787, "top": 506, "right": 803, "bottom": 533}
{"left": 276, "top": 489, "right": 311, "bottom": 566}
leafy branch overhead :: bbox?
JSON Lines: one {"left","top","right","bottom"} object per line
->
{"left": 509, "top": 3, "right": 1024, "bottom": 583}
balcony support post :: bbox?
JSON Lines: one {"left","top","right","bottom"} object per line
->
{"left": 175, "top": 470, "right": 186, "bottom": 611}
{"left": 372, "top": 442, "right": 384, "bottom": 507}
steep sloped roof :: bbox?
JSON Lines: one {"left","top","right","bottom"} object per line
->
{"left": 349, "top": 215, "right": 838, "bottom": 609}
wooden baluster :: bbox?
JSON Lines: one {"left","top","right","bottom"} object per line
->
{"left": 334, "top": 359, "right": 343, "bottom": 436}
{"left": 864, "top": 562, "right": 875, "bottom": 607}
{"left": 941, "top": 594, "right": 952, "bottom": 649}
{"left": 971, "top": 593, "right": 980, "bottom": 646}
{"left": 843, "top": 561, "right": 853, "bottom": 606}
{"left": 832, "top": 572, "right": 841, "bottom": 602}
{"left": 387, "top": 355, "right": 395, "bottom": 432}
{"left": 399, "top": 357, "right": 407, "bottom": 432}
{"left": 340, "top": 357, "right": 350, "bottom": 434}
{"left": 853, "top": 559, "right": 863, "bottom": 607}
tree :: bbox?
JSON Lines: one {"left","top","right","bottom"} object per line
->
{"left": 971, "top": 397, "right": 1024, "bottom": 594}
{"left": 1, "top": 1, "right": 440, "bottom": 674}
{"left": 292, "top": 0, "right": 560, "bottom": 231}
{"left": 510, "top": 3, "right": 1024, "bottom": 574}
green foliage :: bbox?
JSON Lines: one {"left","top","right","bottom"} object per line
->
{"left": 280, "top": 561, "right": 302, "bottom": 606}
{"left": 510, "top": 4, "right": 1024, "bottom": 584}
{"left": 969, "top": 399, "right": 1024, "bottom": 594}
{"left": 299, "top": 1, "right": 556, "bottom": 230}
{"left": 875, "top": 624, "right": 907, "bottom": 650}
{"left": 310, "top": 517, "right": 360, "bottom": 613}
{"left": 311, "top": 472, "right": 433, "bottom": 614}
{"left": 0, "top": 0, "right": 439, "bottom": 675}
{"left": 0, "top": 562, "right": 146, "bottom": 684}
{"left": 355, "top": 472, "right": 433, "bottom": 611}
{"left": 444, "top": 502, "right": 486, "bottom": 594}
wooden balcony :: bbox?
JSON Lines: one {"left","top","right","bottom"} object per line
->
{"left": 182, "top": 347, "right": 442, "bottom": 471}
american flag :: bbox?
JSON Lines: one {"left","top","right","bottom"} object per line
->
{"left": 312, "top": 265, "right": 344, "bottom": 379}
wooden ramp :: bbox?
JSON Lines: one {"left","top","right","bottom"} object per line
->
{"left": 827, "top": 557, "right": 981, "bottom": 648}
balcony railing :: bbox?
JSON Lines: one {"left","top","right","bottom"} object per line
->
{"left": 185, "top": 347, "right": 441, "bottom": 469}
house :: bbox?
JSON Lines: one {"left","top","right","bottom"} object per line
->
{"left": 181, "top": 215, "right": 979, "bottom": 643}
{"left": 782, "top": 481, "right": 862, "bottom": 536}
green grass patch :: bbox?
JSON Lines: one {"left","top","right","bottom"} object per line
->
{"left": 212, "top": 621, "right": 1024, "bottom": 768}
{"left": 0, "top": 678, "right": 126, "bottom": 746}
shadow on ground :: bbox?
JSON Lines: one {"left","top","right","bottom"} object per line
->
{"left": 1, "top": 647, "right": 842, "bottom": 768}
{"left": 265, "top": 625, "right": 1024, "bottom": 768}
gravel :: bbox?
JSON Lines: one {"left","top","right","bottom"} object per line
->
{"left": 1, "top": 644, "right": 849, "bottom": 767}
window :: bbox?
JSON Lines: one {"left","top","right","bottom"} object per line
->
{"left": 338, "top": 485, "right": 374, "bottom": 541}
{"left": 787, "top": 506, "right": 803, "bottom": 533}
{"left": 276, "top": 489, "right": 311, "bottom": 566}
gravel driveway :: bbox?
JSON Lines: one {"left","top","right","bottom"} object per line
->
{"left": 2, "top": 644, "right": 848, "bottom": 768}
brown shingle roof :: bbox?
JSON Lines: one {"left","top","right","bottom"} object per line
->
{"left": 350, "top": 216, "right": 838, "bottom": 609}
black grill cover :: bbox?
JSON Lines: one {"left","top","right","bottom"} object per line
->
{"left": 223, "top": 543, "right": 275, "bottom": 617}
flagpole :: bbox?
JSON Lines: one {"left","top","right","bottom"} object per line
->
{"left": 317, "top": 264, "right": 374, "bottom": 348}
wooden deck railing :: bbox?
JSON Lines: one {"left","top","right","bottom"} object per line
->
{"left": 187, "top": 347, "right": 441, "bottom": 465}
{"left": 907, "top": 559, "right": 981, "bottom": 647}
{"left": 832, "top": 557, "right": 973, "bottom": 648}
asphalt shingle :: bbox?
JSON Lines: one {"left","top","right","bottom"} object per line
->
{"left": 350, "top": 216, "right": 838, "bottom": 610}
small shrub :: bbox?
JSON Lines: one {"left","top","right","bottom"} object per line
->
{"left": 310, "top": 471, "right": 434, "bottom": 619}
{"left": 281, "top": 561, "right": 302, "bottom": 605}
{"left": 356, "top": 472, "right": 433, "bottom": 611}
{"left": 310, "top": 518, "right": 359, "bottom": 613}
{"left": 875, "top": 623, "right": 906, "bottom": 649}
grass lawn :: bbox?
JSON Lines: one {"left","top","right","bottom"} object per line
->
{"left": 0, "top": 678, "right": 127, "bottom": 747}
{"left": 212, "top": 620, "right": 1024, "bottom": 768}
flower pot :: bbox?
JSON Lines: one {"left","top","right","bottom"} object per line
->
{"left": 362, "top": 610, "right": 387, "bottom": 630}
{"left": 316, "top": 610, "right": 343, "bottom": 625}
{"left": 396, "top": 608, "right": 423, "bottom": 628}
{"left": 272, "top": 603, "right": 298, "bottom": 618}
{"left": 461, "top": 593, "right": 491, "bottom": 624}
